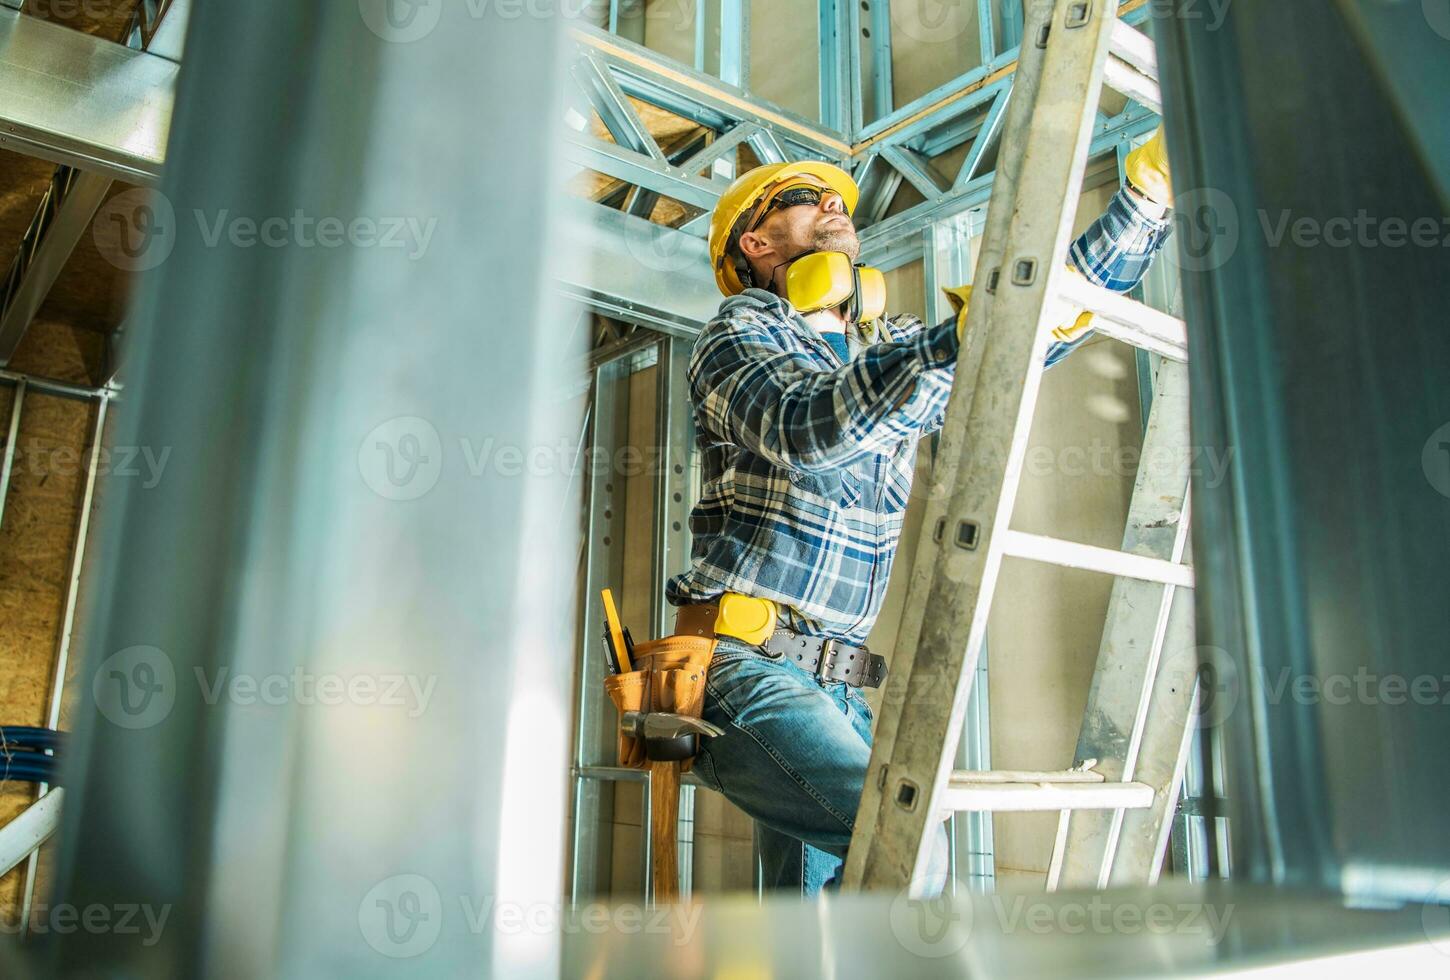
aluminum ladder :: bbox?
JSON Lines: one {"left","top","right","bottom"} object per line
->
{"left": 842, "top": 0, "right": 1199, "bottom": 893}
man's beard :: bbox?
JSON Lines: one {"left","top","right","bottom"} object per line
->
{"left": 811, "top": 222, "right": 860, "bottom": 260}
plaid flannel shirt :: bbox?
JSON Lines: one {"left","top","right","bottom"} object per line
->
{"left": 665, "top": 187, "right": 1173, "bottom": 643}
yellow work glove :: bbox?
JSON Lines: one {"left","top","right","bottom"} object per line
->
{"left": 1124, "top": 124, "right": 1173, "bottom": 207}
{"left": 941, "top": 284, "right": 974, "bottom": 343}
{"left": 942, "top": 278, "right": 1094, "bottom": 349}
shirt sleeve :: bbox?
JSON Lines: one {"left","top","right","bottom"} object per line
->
{"left": 1048, "top": 186, "right": 1175, "bottom": 366}
{"left": 690, "top": 311, "right": 959, "bottom": 473}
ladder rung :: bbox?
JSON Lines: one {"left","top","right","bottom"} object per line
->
{"left": 1109, "top": 18, "right": 1158, "bottom": 81}
{"left": 942, "top": 774, "right": 1154, "bottom": 812}
{"left": 1058, "top": 274, "right": 1187, "bottom": 361}
{"left": 1104, "top": 55, "right": 1162, "bottom": 115}
{"left": 1001, "top": 530, "right": 1195, "bottom": 588}
{"left": 952, "top": 769, "right": 1104, "bottom": 784}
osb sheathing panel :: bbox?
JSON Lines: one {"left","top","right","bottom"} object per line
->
{"left": 24, "top": 0, "right": 143, "bottom": 43}
{"left": 0, "top": 381, "right": 99, "bottom": 924}
{"left": 33, "top": 182, "right": 139, "bottom": 336}
{"left": 0, "top": 150, "right": 59, "bottom": 277}
{"left": 8, "top": 318, "right": 108, "bottom": 388}
{"left": 0, "top": 149, "right": 134, "bottom": 344}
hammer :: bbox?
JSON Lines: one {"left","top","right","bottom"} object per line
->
{"left": 621, "top": 712, "right": 724, "bottom": 903}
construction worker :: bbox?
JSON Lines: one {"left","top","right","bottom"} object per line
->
{"left": 666, "top": 131, "right": 1176, "bottom": 896}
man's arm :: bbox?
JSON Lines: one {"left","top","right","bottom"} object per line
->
{"left": 1046, "top": 185, "right": 1175, "bottom": 366}
{"left": 690, "top": 312, "right": 958, "bottom": 473}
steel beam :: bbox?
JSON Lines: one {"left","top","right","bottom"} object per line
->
{"left": 0, "top": 8, "right": 174, "bottom": 183}
{"left": 555, "top": 199, "right": 718, "bottom": 337}
{"left": 0, "top": 167, "right": 114, "bottom": 366}
{"left": 45, "top": 4, "right": 580, "bottom": 976}
{"left": 1157, "top": 0, "right": 1450, "bottom": 900}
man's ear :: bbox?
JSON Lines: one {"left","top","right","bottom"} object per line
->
{"left": 736, "top": 228, "right": 773, "bottom": 265}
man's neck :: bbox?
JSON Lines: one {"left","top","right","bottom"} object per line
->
{"left": 802, "top": 307, "right": 847, "bottom": 335}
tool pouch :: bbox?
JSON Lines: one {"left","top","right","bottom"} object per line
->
{"left": 603, "top": 634, "right": 716, "bottom": 772}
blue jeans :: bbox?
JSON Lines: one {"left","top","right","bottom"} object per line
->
{"left": 690, "top": 637, "right": 949, "bottom": 896}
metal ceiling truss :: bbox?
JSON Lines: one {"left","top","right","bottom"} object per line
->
{"left": 0, "top": 0, "right": 1164, "bottom": 344}
{"left": 563, "top": 2, "right": 1165, "bottom": 277}
{"left": 0, "top": 0, "right": 186, "bottom": 368}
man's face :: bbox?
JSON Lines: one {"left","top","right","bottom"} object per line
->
{"left": 740, "top": 183, "right": 859, "bottom": 290}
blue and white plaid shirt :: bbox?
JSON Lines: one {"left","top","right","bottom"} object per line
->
{"left": 666, "top": 187, "right": 1173, "bottom": 643}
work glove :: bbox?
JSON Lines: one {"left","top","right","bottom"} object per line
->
{"left": 942, "top": 284, "right": 974, "bottom": 343}
{"left": 1124, "top": 124, "right": 1173, "bottom": 207}
{"left": 941, "top": 278, "right": 1095, "bottom": 349}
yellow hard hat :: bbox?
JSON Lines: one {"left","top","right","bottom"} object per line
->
{"left": 707, "top": 161, "right": 859, "bottom": 296}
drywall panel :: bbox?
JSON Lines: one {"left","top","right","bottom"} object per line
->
{"left": 987, "top": 178, "right": 1144, "bottom": 885}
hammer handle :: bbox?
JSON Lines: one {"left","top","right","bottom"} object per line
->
{"left": 649, "top": 760, "right": 680, "bottom": 904}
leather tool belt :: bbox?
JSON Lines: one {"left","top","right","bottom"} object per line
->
{"left": 674, "top": 598, "right": 888, "bottom": 690}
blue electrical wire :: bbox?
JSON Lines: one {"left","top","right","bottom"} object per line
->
{"left": 0, "top": 726, "right": 65, "bottom": 751}
{"left": 0, "top": 727, "right": 64, "bottom": 783}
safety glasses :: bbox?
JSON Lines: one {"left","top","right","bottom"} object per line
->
{"left": 744, "top": 181, "right": 841, "bottom": 233}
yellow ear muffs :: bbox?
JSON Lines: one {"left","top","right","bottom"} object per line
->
{"left": 785, "top": 251, "right": 854, "bottom": 313}
{"left": 784, "top": 252, "right": 887, "bottom": 324}
{"left": 852, "top": 265, "right": 886, "bottom": 323}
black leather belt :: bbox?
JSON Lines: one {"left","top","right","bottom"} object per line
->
{"left": 761, "top": 629, "right": 888, "bottom": 689}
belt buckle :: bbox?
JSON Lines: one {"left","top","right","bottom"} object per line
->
{"left": 814, "top": 639, "right": 836, "bottom": 681}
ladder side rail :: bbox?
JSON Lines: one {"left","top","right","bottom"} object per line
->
{"left": 846, "top": 0, "right": 1125, "bottom": 892}
{"left": 842, "top": 0, "right": 1059, "bottom": 893}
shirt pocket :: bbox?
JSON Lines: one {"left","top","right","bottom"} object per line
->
{"left": 788, "top": 469, "right": 862, "bottom": 509}
{"left": 881, "top": 451, "right": 915, "bottom": 514}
